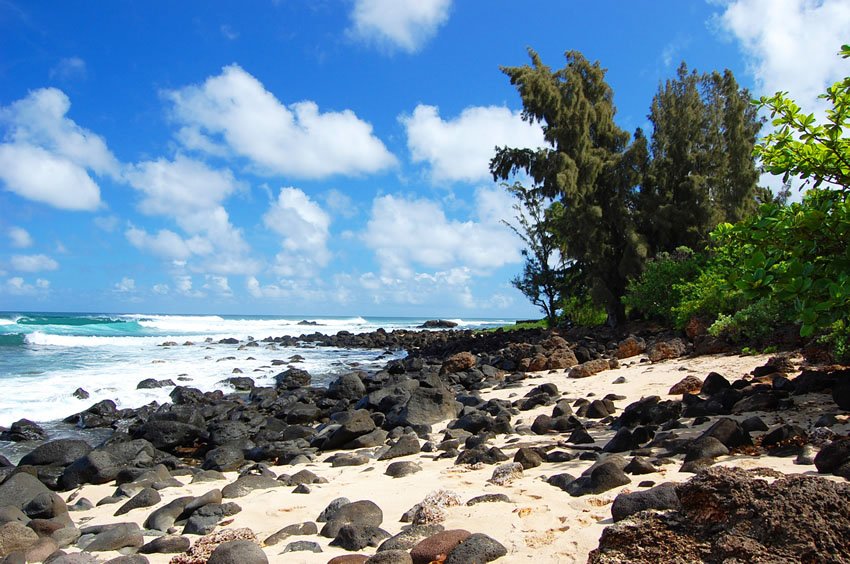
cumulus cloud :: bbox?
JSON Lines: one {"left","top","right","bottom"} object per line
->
{"left": 716, "top": 0, "right": 850, "bottom": 115}
{"left": 8, "top": 227, "right": 32, "bottom": 248}
{"left": 401, "top": 104, "right": 546, "bottom": 183}
{"left": 363, "top": 186, "right": 522, "bottom": 279}
{"left": 167, "top": 64, "right": 396, "bottom": 178}
{"left": 4, "top": 277, "right": 50, "bottom": 296}
{"left": 0, "top": 88, "right": 119, "bottom": 211}
{"left": 124, "top": 156, "right": 258, "bottom": 275}
{"left": 203, "top": 275, "right": 232, "bottom": 296}
{"left": 114, "top": 277, "right": 135, "bottom": 292}
{"left": 10, "top": 254, "right": 59, "bottom": 272}
{"left": 152, "top": 283, "right": 169, "bottom": 295}
{"left": 348, "top": 0, "right": 452, "bottom": 53}
{"left": 264, "top": 187, "right": 332, "bottom": 277}
{"left": 125, "top": 226, "right": 213, "bottom": 261}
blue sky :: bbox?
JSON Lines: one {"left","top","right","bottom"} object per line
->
{"left": 1, "top": 0, "right": 848, "bottom": 317}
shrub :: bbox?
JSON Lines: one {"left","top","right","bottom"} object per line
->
{"left": 623, "top": 247, "right": 702, "bottom": 325}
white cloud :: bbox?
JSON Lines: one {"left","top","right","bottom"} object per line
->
{"left": 264, "top": 187, "right": 332, "bottom": 277}
{"left": 152, "top": 283, "right": 169, "bottom": 295}
{"left": 49, "top": 57, "right": 87, "bottom": 81}
{"left": 401, "top": 104, "right": 546, "bottom": 183}
{"left": 0, "top": 144, "right": 101, "bottom": 210}
{"left": 8, "top": 227, "right": 32, "bottom": 248}
{"left": 348, "top": 0, "right": 452, "bottom": 53}
{"left": 220, "top": 25, "right": 239, "bottom": 40}
{"left": 114, "top": 277, "right": 135, "bottom": 292}
{"left": 125, "top": 226, "right": 213, "bottom": 261}
{"left": 167, "top": 64, "right": 396, "bottom": 178}
{"left": 323, "top": 188, "right": 358, "bottom": 219}
{"left": 363, "top": 187, "right": 522, "bottom": 279}
{"left": 94, "top": 215, "right": 119, "bottom": 232}
{"left": 4, "top": 276, "right": 50, "bottom": 296}
{"left": 0, "top": 88, "right": 120, "bottom": 211}
{"left": 203, "top": 275, "right": 232, "bottom": 296}
{"left": 10, "top": 254, "right": 59, "bottom": 272}
{"left": 124, "top": 156, "right": 258, "bottom": 275}
{"left": 716, "top": 0, "right": 850, "bottom": 115}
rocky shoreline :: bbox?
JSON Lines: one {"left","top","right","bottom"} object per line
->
{"left": 1, "top": 326, "right": 849, "bottom": 563}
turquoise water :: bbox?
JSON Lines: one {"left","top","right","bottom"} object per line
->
{"left": 0, "top": 312, "right": 511, "bottom": 428}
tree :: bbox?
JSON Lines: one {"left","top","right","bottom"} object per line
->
{"left": 491, "top": 50, "right": 647, "bottom": 326}
{"left": 639, "top": 64, "right": 762, "bottom": 255}
{"left": 754, "top": 44, "right": 850, "bottom": 191}
{"left": 502, "top": 183, "right": 565, "bottom": 326}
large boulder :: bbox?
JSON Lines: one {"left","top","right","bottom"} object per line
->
{"left": 0, "top": 521, "right": 38, "bottom": 558}
{"left": 646, "top": 338, "right": 687, "bottom": 362}
{"left": 321, "top": 410, "right": 377, "bottom": 451}
{"left": 440, "top": 352, "right": 476, "bottom": 375}
{"left": 387, "top": 386, "right": 461, "bottom": 429}
{"left": 207, "top": 539, "right": 269, "bottom": 564}
{"left": 0, "top": 419, "right": 47, "bottom": 442}
{"left": 131, "top": 420, "right": 206, "bottom": 450}
{"left": 328, "top": 373, "right": 367, "bottom": 401}
{"left": 19, "top": 439, "right": 92, "bottom": 467}
{"left": 588, "top": 467, "right": 850, "bottom": 563}
{"left": 274, "top": 368, "right": 311, "bottom": 390}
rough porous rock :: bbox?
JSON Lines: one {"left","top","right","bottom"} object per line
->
{"left": 170, "top": 528, "right": 257, "bottom": 564}
{"left": 263, "top": 522, "right": 318, "bottom": 546}
{"left": 647, "top": 338, "right": 687, "bottom": 362}
{"left": 330, "top": 524, "right": 391, "bottom": 551}
{"left": 668, "top": 375, "right": 703, "bottom": 395}
{"left": 615, "top": 336, "right": 645, "bottom": 359}
{"left": 440, "top": 352, "right": 476, "bottom": 375}
{"left": 568, "top": 359, "right": 611, "bottom": 379}
{"left": 588, "top": 467, "right": 850, "bottom": 563}
{"left": 377, "top": 524, "right": 445, "bottom": 553}
{"left": 0, "top": 521, "right": 39, "bottom": 558}
{"left": 320, "top": 500, "right": 383, "bottom": 539}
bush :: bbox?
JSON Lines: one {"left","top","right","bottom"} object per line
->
{"left": 707, "top": 298, "right": 787, "bottom": 343}
{"left": 561, "top": 294, "right": 608, "bottom": 326}
{"left": 623, "top": 247, "right": 702, "bottom": 325}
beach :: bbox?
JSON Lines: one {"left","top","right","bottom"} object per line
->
{"left": 2, "top": 324, "right": 849, "bottom": 563}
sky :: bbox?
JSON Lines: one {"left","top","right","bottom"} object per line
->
{"left": 1, "top": 0, "right": 849, "bottom": 318}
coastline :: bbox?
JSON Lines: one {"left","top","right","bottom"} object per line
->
{"left": 1, "top": 327, "right": 849, "bottom": 563}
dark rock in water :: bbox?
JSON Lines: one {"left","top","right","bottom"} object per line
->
{"left": 330, "top": 524, "right": 391, "bottom": 550}
{"left": 138, "top": 534, "right": 191, "bottom": 554}
{"left": 222, "top": 376, "right": 254, "bottom": 391}
{"left": 444, "top": 532, "right": 507, "bottom": 564}
{"left": 207, "top": 540, "right": 268, "bottom": 564}
{"left": 587, "top": 467, "right": 850, "bottom": 563}
{"left": 0, "top": 419, "right": 47, "bottom": 442}
{"left": 136, "top": 378, "right": 175, "bottom": 389}
{"left": 611, "top": 483, "right": 680, "bottom": 522}
{"left": 73, "top": 387, "right": 90, "bottom": 400}
{"left": 217, "top": 337, "right": 239, "bottom": 345}
{"left": 275, "top": 367, "right": 311, "bottom": 390}
{"left": 19, "top": 439, "right": 92, "bottom": 467}
{"left": 814, "top": 438, "right": 850, "bottom": 475}
{"left": 80, "top": 522, "right": 144, "bottom": 552}
{"left": 298, "top": 320, "right": 320, "bottom": 326}
{"left": 419, "top": 319, "right": 458, "bottom": 329}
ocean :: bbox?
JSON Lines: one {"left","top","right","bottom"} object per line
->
{"left": 0, "top": 312, "right": 512, "bottom": 461}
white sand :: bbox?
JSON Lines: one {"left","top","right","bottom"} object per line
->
{"left": 60, "top": 352, "right": 848, "bottom": 563}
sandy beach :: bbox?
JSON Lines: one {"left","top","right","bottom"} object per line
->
{"left": 32, "top": 349, "right": 846, "bottom": 563}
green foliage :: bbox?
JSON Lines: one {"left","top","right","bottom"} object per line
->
{"left": 670, "top": 264, "right": 740, "bottom": 328}
{"left": 482, "top": 319, "right": 549, "bottom": 333}
{"left": 622, "top": 247, "right": 701, "bottom": 325}
{"left": 640, "top": 64, "right": 763, "bottom": 254}
{"left": 712, "top": 188, "right": 850, "bottom": 339}
{"left": 560, "top": 294, "right": 608, "bottom": 327}
{"left": 491, "top": 49, "right": 648, "bottom": 326}
{"left": 706, "top": 298, "right": 787, "bottom": 343}
{"left": 754, "top": 45, "right": 850, "bottom": 191}
{"left": 502, "top": 183, "right": 567, "bottom": 326}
